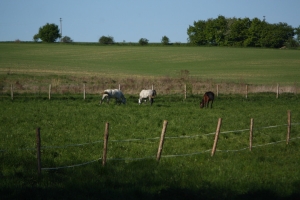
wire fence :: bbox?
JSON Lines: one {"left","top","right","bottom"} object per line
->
{"left": 1, "top": 81, "right": 299, "bottom": 100}
{"left": 1, "top": 123, "right": 300, "bottom": 170}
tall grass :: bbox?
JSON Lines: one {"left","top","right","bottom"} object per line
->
{"left": 1, "top": 94, "right": 300, "bottom": 199}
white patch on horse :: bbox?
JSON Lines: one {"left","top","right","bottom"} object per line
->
{"left": 100, "top": 89, "right": 126, "bottom": 104}
{"left": 138, "top": 89, "right": 157, "bottom": 105}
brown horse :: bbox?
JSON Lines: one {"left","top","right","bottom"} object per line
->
{"left": 200, "top": 91, "right": 214, "bottom": 108}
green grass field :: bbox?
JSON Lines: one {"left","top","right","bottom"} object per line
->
{"left": 1, "top": 94, "right": 300, "bottom": 199}
{"left": 1, "top": 43, "right": 300, "bottom": 199}
{"left": 0, "top": 43, "right": 300, "bottom": 85}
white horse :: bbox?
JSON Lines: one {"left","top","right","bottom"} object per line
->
{"left": 100, "top": 89, "right": 126, "bottom": 104}
{"left": 138, "top": 89, "right": 157, "bottom": 105}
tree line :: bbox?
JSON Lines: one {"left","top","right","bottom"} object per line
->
{"left": 187, "top": 15, "right": 299, "bottom": 48}
{"left": 33, "top": 16, "right": 300, "bottom": 48}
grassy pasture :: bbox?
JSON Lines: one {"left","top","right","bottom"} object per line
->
{"left": 0, "top": 43, "right": 300, "bottom": 85}
{"left": 1, "top": 43, "right": 300, "bottom": 199}
{"left": 1, "top": 94, "right": 300, "bottom": 199}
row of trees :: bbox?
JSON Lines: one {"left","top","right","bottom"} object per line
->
{"left": 33, "top": 23, "right": 170, "bottom": 45}
{"left": 98, "top": 36, "right": 170, "bottom": 45}
{"left": 33, "top": 16, "right": 299, "bottom": 48}
{"left": 187, "top": 15, "right": 299, "bottom": 48}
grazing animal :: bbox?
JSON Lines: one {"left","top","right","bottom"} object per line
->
{"left": 100, "top": 89, "right": 126, "bottom": 104}
{"left": 138, "top": 89, "right": 157, "bottom": 105}
{"left": 200, "top": 91, "right": 214, "bottom": 108}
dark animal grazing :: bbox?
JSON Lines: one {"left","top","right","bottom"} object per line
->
{"left": 200, "top": 91, "right": 214, "bottom": 108}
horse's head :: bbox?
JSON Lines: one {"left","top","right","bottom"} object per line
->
{"left": 200, "top": 100, "right": 204, "bottom": 108}
{"left": 122, "top": 98, "right": 126, "bottom": 104}
{"left": 152, "top": 90, "right": 157, "bottom": 97}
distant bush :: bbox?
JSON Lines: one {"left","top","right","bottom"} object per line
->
{"left": 139, "top": 38, "right": 149, "bottom": 45}
{"left": 61, "top": 36, "right": 73, "bottom": 43}
{"left": 99, "top": 36, "right": 114, "bottom": 44}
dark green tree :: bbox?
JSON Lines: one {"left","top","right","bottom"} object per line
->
{"left": 33, "top": 34, "right": 40, "bottom": 42}
{"left": 139, "top": 38, "right": 149, "bottom": 45}
{"left": 259, "top": 22, "right": 294, "bottom": 48}
{"left": 244, "top": 18, "right": 264, "bottom": 47}
{"left": 226, "top": 17, "right": 251, "bottom": 46}
{"left": 37, "top": 23, "right": 61, "bottom": 43}
{"left": 61, "top": 36, "right": 73, "bottom": 43}
{"left": 205, "top": 15, "right": 228, "bottom": 45}
{"left": 187, "top": 20, "right": 207, "bottom": 45}
{"left": 161, "top": 36, "right": 170, "bottom": 45}
{"left": 99, "top": 36, "right": 114, "bottom": 44}
{"left": 295, "top": 26, "right": 300, "bottom": 43}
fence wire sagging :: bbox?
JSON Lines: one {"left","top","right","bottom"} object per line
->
{"left": 2, "top": 122, "right": 299, "bottom": 171}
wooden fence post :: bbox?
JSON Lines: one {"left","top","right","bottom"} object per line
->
{"left": 156, "top": 120, "right": 168, "bottom": 161}
{"left": 276, "top": 83, "right": 279, "bottom": 99}
{"left": 184, "top": 84, "right": 187, "bottom": 99}
{"left": 246, "top": 85, "right": 248, "bottom": 99}
{"left": 249, "top": 118, "right": 253, "bottom": 151}
{"left": 102, "top": 122, "right": 109, "bottom": 166}
{"left": 119, "top": 84, "right": 121, "bottom": 90}
{"left": 287, "top": 110, "right": 291, "bottom": 145}
{"left": 152, "top": 84, "right": 154, "bottom": 90}
{"left": 49, "top": 84, "right": 51, "bottom": 100}
{"left": 211, "top": 118, "right": 222, "bottom": 156}
{"left": 11, "top": 84, "right": 13, "bottom": 100}
{"left": 36, "top": 127, "right": 41, "bottom": 175}
{"left": 83, "top": 84, "right": 86, "bottom": 100}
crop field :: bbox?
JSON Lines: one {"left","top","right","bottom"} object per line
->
{"left": 0, "top": 43, "right": 300, "bottom": 85}
{"left": 0, "top": 43, "right": 300, "bottom": 199}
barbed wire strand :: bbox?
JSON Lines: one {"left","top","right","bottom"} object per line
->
{"left": 41, "top": 136, "right": 300, "bottom": 170}
{"left": 1, "top": 123, "right": 300, "bottom": 152}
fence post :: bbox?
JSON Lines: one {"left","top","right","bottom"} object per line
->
{"left": 276, "top": 83, "right": 279, "bottom": 99}
{"left": 287, "top": 110, "right": 291, "bottom": 145}
{"left": 156, "top": 120, "right": 168, "bottom": 161}
{"left": 11, "top": 84, "right": 13, "bottom": 100}
{"left": 83, "top": 84, "right": 86, "bottom": 100}
{"left": 152, "top": 84, "right": 154, "bottom": 90}
{"left": 184, "top": 84, "right": 187, "bottom": 99}
{"left": 246, "top": 85, "right": 248, "bottom": 99}
{"left": 49, "top": 84, "right": 51, "bottom": 100}
{"left": 102, "top": 122, "right": 109, "bottom": 166}
{"left": 119, "top": 84, "right": 121, "bottom": 90}
{"left": 211, "top": 118, "right": 222, "bottom": 156}
{"left": 249, "top": 118, "right": 253, "bottom": 151}
{"left": 36, "top": 127, "right": 41, "bottom": 175}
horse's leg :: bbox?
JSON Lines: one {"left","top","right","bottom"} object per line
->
{"left": 150, "top": 97, "right": 153, "bottom": 106}
{"left": 100, "top": 95, "right": 106, "bottom": 104}
{"left": 210, "top": 100, "right": 213, "bottom": 108}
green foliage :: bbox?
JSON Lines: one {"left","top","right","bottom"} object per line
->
{"left": 187, "top": 16, "right": 296, "bottom": 48}
{"left": 98, "top": 35, "right": 114, "bottom": 44}
{"left": 295, "top": 26, "right": 300, "bottom": 43}
{"left": 37, "top": 23, "right": 61, "bottom": 43}
{"left": 33, "top": 34, "right": 39, "bottom": 42}
{"left": 0, "top": 94, "right": 300, "bottom": 199}
{"left": 161, "top": 35, "right": 170, "bottom": 45}
{"left": 61, "top": 36, "right": 73, "bottom": 43}
{"left": 139, "top": 38, "right": 149, "bottom": 45}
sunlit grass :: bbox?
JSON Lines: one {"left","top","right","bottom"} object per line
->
{"left": 1, "top": 43, "right": 300, "bottom": 84}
